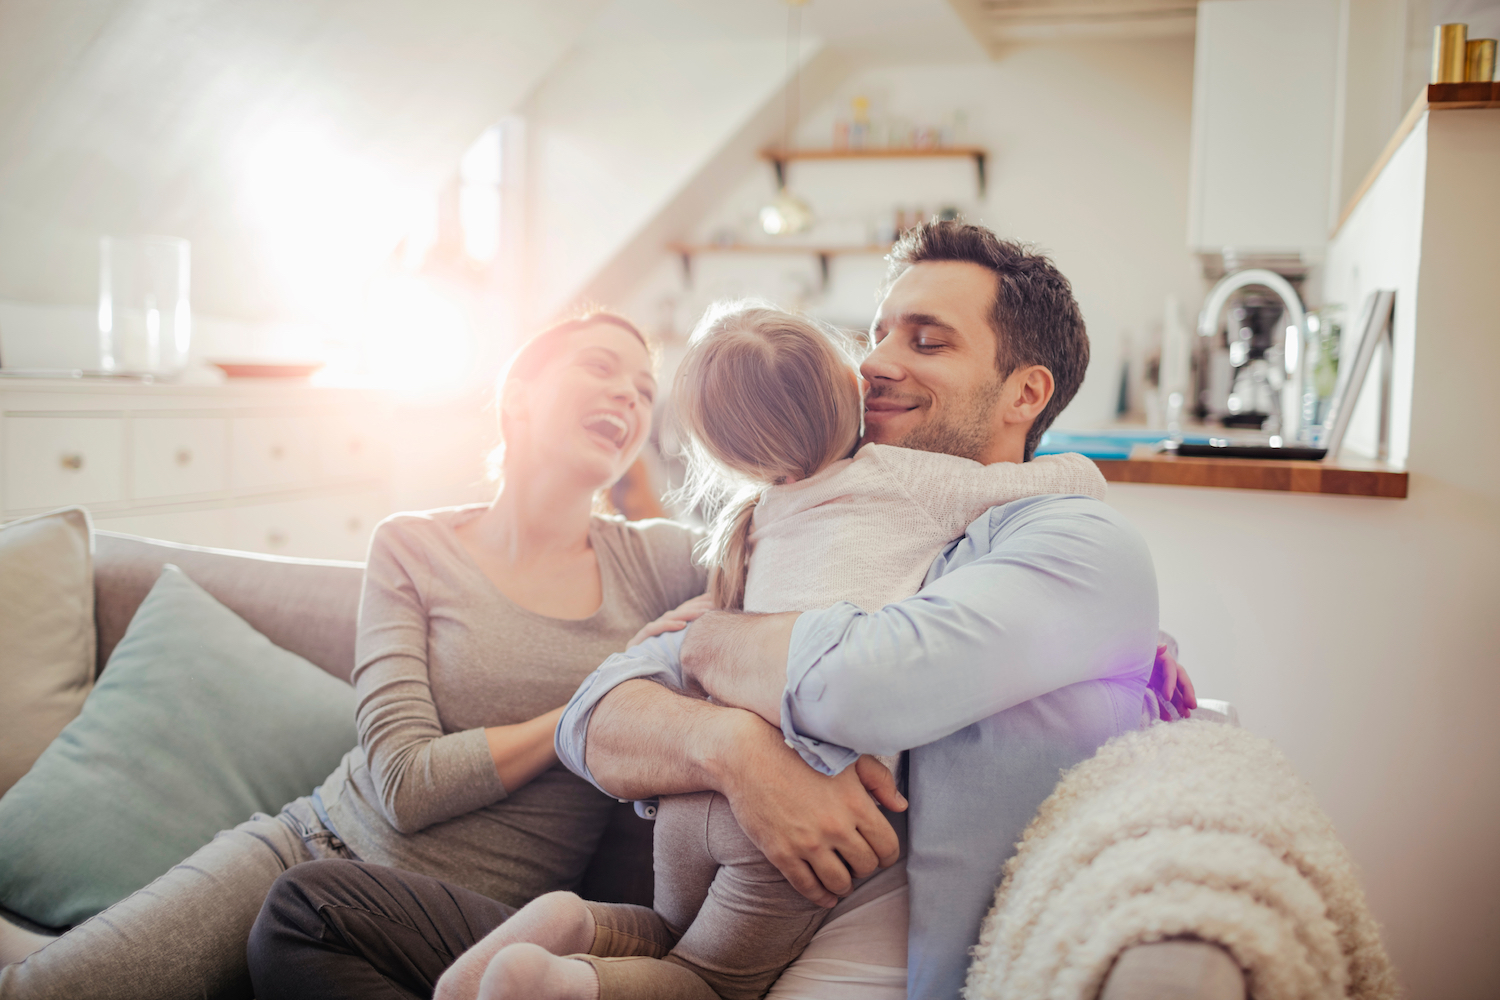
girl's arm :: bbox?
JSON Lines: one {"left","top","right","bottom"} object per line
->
{"left": 354, "top": 519, "right": 554, "bottom": 834}
{"left": 871, "top": 446, "right": 1107, "bottom": 539}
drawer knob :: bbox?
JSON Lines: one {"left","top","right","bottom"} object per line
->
{"left": 59, "top": 452, "right": 84, "bottom": 471}
{"left": 346, "top": 516, "right": 362, "bottom": 533}
{"left": 270, "top": 445, "right": 285, "bottom": 460}
{"left": 175, "top": 448, "right": 193, "bottom": 466}
{"left": 266, "top": 530, "right": 288, "bottom": 548}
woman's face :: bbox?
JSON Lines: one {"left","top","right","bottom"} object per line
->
{"left": 507, "top": 323, "right": 657, "bottom": 490}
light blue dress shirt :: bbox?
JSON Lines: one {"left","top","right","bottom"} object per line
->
{"left": 556, "top": 494, "right": 1158, "bottom": 1000}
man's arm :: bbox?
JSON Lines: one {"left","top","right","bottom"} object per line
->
{"left": 687, "top": 496, "right": 1160, "bottom": 766}
{"left": 554, "top": 632, "right": 905, "bottom": 906}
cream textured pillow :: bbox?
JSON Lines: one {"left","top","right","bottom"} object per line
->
{"left": 0, "top": 507, "right": 95, "bottom": 795}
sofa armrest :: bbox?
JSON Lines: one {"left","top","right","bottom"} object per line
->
{"left": 1100, "top": 940, "right": 1246, "bottom": 1000}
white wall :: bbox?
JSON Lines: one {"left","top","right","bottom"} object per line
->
{"left": 1323, "top": 115, "right": 1427, "bottom": 466}
{"left": 619, "top": 37, "right": 1205, "bottom": 432}
{"left": 1113, "top": 108, "right": 1500, "bottom": 1000}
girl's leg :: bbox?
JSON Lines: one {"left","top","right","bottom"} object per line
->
{"left": 434, "top": 892, "right": 598, "bottom": 1000}
{"left": 659, "top": 792, "right": 834, "bottom": 1000}
{"left": 0, "top": 802, "right": 327, "bottom": 1000}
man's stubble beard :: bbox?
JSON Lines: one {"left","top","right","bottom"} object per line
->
{"left": 876, "top": 372, "right": 1006, "bottom": 463}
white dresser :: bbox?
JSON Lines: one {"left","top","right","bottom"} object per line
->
{"left": 0, "top": 378, "right": 394, "bottom": 561}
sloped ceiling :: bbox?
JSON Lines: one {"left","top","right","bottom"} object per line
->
{"left": 0, "top": 0, "right": 607, "bottom": 317}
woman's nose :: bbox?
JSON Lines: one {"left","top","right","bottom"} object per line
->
{"left": 610, "top": 381, "right": 637, "bottom": 406}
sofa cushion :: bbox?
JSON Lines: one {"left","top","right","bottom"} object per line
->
{"left": 0, "top": 565, "right": 358, "bottom": 929}
{"left": 0, "top": 507, "right": 95, "bottom": 797}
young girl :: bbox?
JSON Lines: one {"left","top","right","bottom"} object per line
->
{"left": 434, "top": 302, "right": 1108, "bottom": 1000}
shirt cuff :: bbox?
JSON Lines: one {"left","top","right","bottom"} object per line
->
{"left": 555, "top": 630, "right": 688, "bottom": 793}
{"left": 779, "top": 605, "right": 862, "bottom": 776}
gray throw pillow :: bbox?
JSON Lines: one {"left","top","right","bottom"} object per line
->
{"left": 0, "top": 507, "right": 96, "bottom": 796}
{"left": 0, "top": 564, "right": 358, "bottom": 928}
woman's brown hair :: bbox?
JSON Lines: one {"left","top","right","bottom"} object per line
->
{"left": 673, "top": 302, "right": 862, "bottom": 610}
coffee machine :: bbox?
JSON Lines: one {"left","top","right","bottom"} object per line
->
{"left": 1194, "top": 267, "right": 1308, "bottom": 443}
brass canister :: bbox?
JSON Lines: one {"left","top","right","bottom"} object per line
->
{"left": 1433, "top": 23, "right": 1468, "bottom": 83}
{"left": 1467, "top": 38, "right": 1497, "bottom": 83}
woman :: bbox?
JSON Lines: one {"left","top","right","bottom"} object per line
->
{"left": 0, "top": 312, "right": 709, "bottom": 1000}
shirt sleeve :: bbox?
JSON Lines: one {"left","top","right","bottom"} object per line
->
{"left": 780, "top": 495, "right": 1158, "bottom": 772}
{"left": 875, "top": 446, "right": 1109, "bottom": 539}
{"left": 555, "top": 628, "right": 690, "bottom": 795}
{"left": 351, "top": 518, "right": 509, "bottom": 834}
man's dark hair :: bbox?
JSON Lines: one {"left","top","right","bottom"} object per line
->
{"left": 885, "top": 221, "right": 1089, "bottom": 460}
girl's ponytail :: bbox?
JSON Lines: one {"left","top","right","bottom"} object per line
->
{"left": 707, "top": 490, "right": 760, "bottom": 610}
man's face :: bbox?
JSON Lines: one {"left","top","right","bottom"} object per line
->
{"left": 861, "top": 261, "right": 1007, "bottom": 461}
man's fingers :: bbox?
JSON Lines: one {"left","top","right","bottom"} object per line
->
{"left": 834, "top": 835, "right": 879, "bottom": 879}
{"left": 806, "top": 848, "right": 853, "bottom": 901}
{"left": 771, "top": 853, "right": 838, "bottom": 908}
{"left": 857, "top": 814, "right": 901, "bottom": 868}
{"left": 855, "top": 757, "right": 908, "bottom": 813}
{"left": 1180, "top": 668, "right": 1198, "bottom": 708}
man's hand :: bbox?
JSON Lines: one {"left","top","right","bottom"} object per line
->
{"left": 719, "top": 728, "right": 907, "bottom": 908}
{"left": 1150, "top": 642, "right": 1197, "bottom": 720}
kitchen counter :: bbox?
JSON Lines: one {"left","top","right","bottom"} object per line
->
{"left": 1097, "top": 451, "right": 1408, "bottom": 498}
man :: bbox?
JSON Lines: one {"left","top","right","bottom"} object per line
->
{"left": 248, "top": 221, "right": 1193, "bottom": 1000}
{"left": 557, "top": 222, "right": 1170, "bottom": 999}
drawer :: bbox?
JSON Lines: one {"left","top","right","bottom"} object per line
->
{"left": 319, "top": 413, "right": 387, "bottom": 480}
{"left": 4, "top": 416, "right": 124, "bottom": 511}
{"left": 131, "top": 417, "right": 229, "bottom": 500}
{"left": 94, "top": 508, "right": 230, "bottom": 549}
{"left": 231, "top": 417, "right": 315, "bottom": 489}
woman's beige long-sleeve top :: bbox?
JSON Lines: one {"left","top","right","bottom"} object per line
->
{"left": 317, "top": 504, "right": 706, "bottom": 907}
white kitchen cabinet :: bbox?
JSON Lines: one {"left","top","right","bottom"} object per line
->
{"left": 1188, "top": 0, "right": 1341, "bottom": 253}
{"left": 1, "top": 379, "right": 394, "bottom": 561}
{"left": 3, "top": 415, "right": 125, "bottom": 510}
{"left": 131, "top": 416, "right": 229, "bottom": 500}
{"left": 231, "top": 416, "right": 317, "bottom": 488}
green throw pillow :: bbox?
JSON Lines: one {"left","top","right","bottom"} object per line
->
{"left": 0, "top": 565, "right": 357, "bottom": 928}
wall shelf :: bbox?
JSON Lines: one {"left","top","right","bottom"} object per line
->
{"left": 666, "top": 242, "right": 893, "bottom": 289}
{"left": 760, "top": 146, "right": 989, "bottom": 196}
{"left": 1096, "top": 452, "right": 1408, "bottom": 498}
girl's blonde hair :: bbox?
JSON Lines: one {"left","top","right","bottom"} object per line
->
{"left": 673, "top": 301, "right": 863, "bottom": 610}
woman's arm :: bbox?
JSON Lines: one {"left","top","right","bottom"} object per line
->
{"left": 484, "top": 706, "right": 566, "bottom": 793}
{"left": 354, "top": 519, "right": 534, "bottom": 834}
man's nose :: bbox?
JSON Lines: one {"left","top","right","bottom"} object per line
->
{"left": 860, "top": 337, "right": 904, "bottom": 383}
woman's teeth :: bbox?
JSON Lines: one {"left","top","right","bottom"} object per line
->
{"left": 584, "top": 413, "right": 628, "bottom": 446}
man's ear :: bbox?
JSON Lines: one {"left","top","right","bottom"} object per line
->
{"left": 1003, "top": 365, "right": 1055, "bottom": 424}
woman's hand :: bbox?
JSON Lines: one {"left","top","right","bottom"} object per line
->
{"left": 628, "top": 593, "right": 715, "bottom": 648}
{"left": 1149, "top": 643, "right": 1197, "bottom": 720}
{"left": 485, "top": 706, "right": 567, "bottom": 793}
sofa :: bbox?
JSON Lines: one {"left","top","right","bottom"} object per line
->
{"left": 1, "top": 529, "right": 1247, "bottom": 1000}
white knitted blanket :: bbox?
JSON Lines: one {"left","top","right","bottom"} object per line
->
{"left": 963, "top": 720, "right": 1399, "bottom": 1000}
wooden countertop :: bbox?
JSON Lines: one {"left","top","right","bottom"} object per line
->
{"left": 1097, "top": 452, "right": 1408, "bottom": 498}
